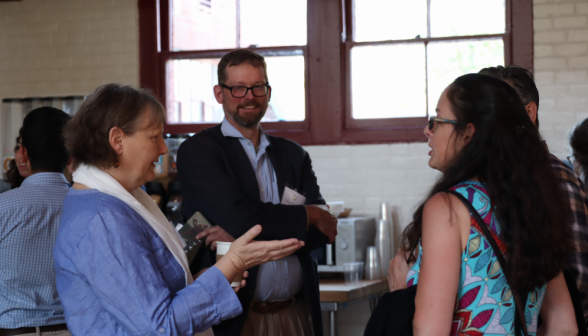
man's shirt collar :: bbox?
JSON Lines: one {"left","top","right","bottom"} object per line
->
{"left": 21, "top": 172, "right": 70, "bottom": 188}
{"left": 221, "top": 118, "right": 270, "bottom": 149}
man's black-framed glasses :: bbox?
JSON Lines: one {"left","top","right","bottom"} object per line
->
{"left": 220, "top": 83, "right": 271, "bottom": 98}
{"left": 428, "top": 116, "right": 468, "bottom": 131}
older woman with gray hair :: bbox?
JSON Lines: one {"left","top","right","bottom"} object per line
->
{"left": 53, "top": 84, "right": 303, "bottom": 336}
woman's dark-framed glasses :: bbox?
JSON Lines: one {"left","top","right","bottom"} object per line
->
{"left": 220, "top": 83, "right": 270, "bottom": 98}
{"left": 428, "top": 116, "right": 467, "bottom": 131}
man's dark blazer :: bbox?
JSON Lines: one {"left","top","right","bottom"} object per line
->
{"left": 177, "top": 124, "right": 328, "bottom": 336}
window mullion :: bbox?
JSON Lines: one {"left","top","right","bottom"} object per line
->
{"left": 427, "top": 0, "right": 431, "bottom": 38}
{"left": 236, "top": 0, "right": 241, "bottom": 48}
{"left": 426, "top": 0, "right": 431, "bottom": 117}
{"left": 350, "top": 0, "right": 356, "bottom": 42}
{"left": 425, "top": 41, "right": 429, "bottom": 117}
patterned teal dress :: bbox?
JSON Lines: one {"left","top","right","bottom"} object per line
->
{"left": 406, "top": 181, "right": 546, "bottom": 336}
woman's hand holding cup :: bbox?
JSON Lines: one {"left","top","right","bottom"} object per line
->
{"left": 233, "top": 271, "right": 248, "bottom": 293}
{"left": 214, "top": 225, "right": 304, "bottom": 286}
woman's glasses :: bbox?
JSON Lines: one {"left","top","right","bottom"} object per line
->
{"left": 428, "top": 116, "right": 468, "bottom": 131}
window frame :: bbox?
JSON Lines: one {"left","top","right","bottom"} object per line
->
{"left": 138, "top": 0, "right": 533, "bottom": 145}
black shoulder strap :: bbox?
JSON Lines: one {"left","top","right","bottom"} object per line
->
{"left": 446, "top": 190, "right": 529, "bottom": 336}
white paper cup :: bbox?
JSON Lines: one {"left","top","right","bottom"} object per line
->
{"left": 327, "top": 201, "right": 345, "bottom": 217}
{"left": 216, "top": 242, "right": 242, "bottom": 287}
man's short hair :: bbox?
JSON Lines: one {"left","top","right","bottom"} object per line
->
{"left": 63, "top": 84, "right": 165, "bottom": 169}
{"left": 478, "top": 65, "right": 540, "bottom": 127}
{"left": 21, "top": 107, "right": 71, "bottom": 173}
{"left": 217, "top": 49, "right": 268, "bottom": 84}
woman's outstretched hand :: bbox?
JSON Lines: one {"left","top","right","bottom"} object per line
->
{"left": 214, "top": 225, "right": 304, "bottom": 285}
{"left": 227, "top": 225, "right": 304, "bottom": 270}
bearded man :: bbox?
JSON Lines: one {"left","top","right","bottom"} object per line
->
{"left": 177, "top": 49, "right": 337, "bottom": 336}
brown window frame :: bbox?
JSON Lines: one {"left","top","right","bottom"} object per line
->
{"left": 138, "top": 0, "right": 533, "bottom": 145}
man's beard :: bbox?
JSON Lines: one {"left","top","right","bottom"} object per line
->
{"left": 225, "top": 101, "right": 267, "bottom": 129}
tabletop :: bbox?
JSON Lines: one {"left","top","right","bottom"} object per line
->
{"left": 319, "top": 278, "right": 388, "bottom": 302}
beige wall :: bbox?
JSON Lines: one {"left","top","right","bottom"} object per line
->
{"left": 0, "top": 0, "right": 139, "bottom": 99}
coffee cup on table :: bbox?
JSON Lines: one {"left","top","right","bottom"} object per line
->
{"left": 216, "top": 241, "right": 242, "bottom": 287}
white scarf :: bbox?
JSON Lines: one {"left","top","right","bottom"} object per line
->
{"left": 73, "top": 164, "right": 193, "bottom": 286}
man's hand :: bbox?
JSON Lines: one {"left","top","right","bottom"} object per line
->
{"left": 306, "top": 205, "right": 337, "bottom": 244}
{"left": 196, "top": 225, "right": 235, "bottom": 251}
{"left": 388, "top": 248, "right": 415, "bottom": 292}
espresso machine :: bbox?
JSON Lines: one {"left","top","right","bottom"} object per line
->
{"left": 316, "top": 217, "right": 376, "bottom": 272}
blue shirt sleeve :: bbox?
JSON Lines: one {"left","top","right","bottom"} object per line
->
{"left": 55, "top": 203, "right": 242, "bottom": 336}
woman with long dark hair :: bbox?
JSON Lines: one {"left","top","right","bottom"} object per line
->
{"left": 398, "top": 74, "right": 576, "bottom": 335}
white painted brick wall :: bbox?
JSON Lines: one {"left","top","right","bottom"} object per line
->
{"left": 0, "top": 0, "right": 139, "bottom": 99}
{"left": 534, "top": 0, "right": 588, "bottom": 159}
{"left": 305, "top": 143, "right": 439, "bottom": 247}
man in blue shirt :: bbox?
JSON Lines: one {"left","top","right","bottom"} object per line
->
{"left": 178, "top": 49, "right": 337, "bottom": 336}
{"left": 0, "top": 107, "right": 72, "bottom": 335}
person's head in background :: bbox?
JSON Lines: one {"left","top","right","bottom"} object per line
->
{"left": 478, "top": 65, "right": 540, "bottom": 129}
{"left": 14, "top": 132, "right": 33, "bottom": 178}
{"left": 5, "top": 159, "right": 23, "bottom": 189}
{"left": 19, "top": 107, "right": 71, "bottom": 176}
{"left": 4, "top": 134, "right": 31, "bottom": 188}
{"left": 63, "top": 84, "right": 167, "bottom": 192}
{"left": 569, "top": 118, "right": 588, "bottom": 183}
{"left": 214, "top": 49, "right": 271, "bottom": 130}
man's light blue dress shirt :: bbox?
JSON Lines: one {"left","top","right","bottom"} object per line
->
{"left": 53, "top": 188, "right": 242, "bottom": 335}
{"left": 0, "top": 173, "right": 70, "bottom": 328}
{"left": 221, "top": 119, "right": 303, "bottom": 302}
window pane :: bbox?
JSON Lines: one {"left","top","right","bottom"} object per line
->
{"left": 171, "top": 0, "right": 306, "bottom": 51}
{"left": 427, "top": 38, "right": 504, "bottom": 114}
{"left": 354, "top": 0, "right": 427, "bottom": 42}
{"left": 166, "top": 58, "right": 223, "bottom": 124}
{"left": 430, "top": 0, "right": 505, "bottom": 37}
{"left": 263, "top": 56, "right": 305, "bottom": 121}
{"left": 166, "top": 55, "right": 305, "bottom": 124}
{"left": 171, "top": 0, "right": 237, "bottom": 51}
{"left": 351, "top": 44, "right": 426, "bottom": 119}
{"left": 240, "top": 0, "right": 306, "bottom": 47}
